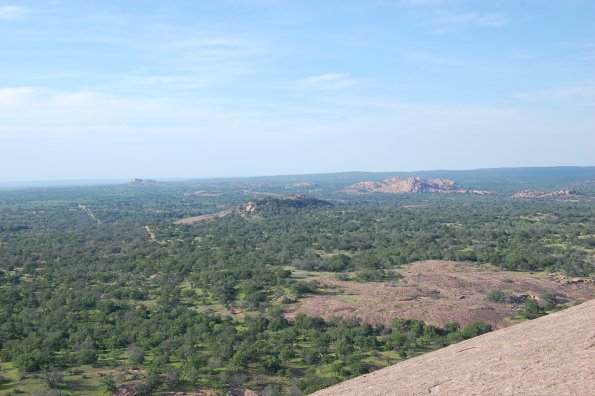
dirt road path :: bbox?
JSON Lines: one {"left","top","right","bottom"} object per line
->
{"left": 144, "top": 225, "right": 157, "bottom": 242}
{"left": 78, "top": 204, "right": 102, "bottom": 224}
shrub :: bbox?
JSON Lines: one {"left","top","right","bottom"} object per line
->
{"left": 539, "top": 292, "right": 559, "bottom": 310}
{"left": 486, "top": 289, "right": 506, "bottom": 303}
{"left": 522, "top": 299, "right": 544, "bottom": 319}
{"left": 461, "top": 321, "right": 492, "bottom": 339}
{"left": 127, "top": 345, "right": 145, "bottom": 367}
{"left": 101, "top": 373, "right": 118, "bottom": 393}
{"left": 42, "top": 367, "right": 64, "bottom": 389}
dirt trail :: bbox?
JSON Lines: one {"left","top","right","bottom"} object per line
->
{"left": 78, "top": 203, "right": 101, "bottom": 224}
{"left": 313, "top": 298, "right": 595, "bottom": 396}
{"left": 144, "top": 225, "right": 157, "bottom": 242}
{"left": 287, "top": 260, "right": 594, "bottom": 329}
{"left": 175, "top": 209, "right": 232, "bottom": 224}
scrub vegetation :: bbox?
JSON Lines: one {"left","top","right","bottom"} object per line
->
{"left": 0, "top": 169, "right": 593, "bottom": 394}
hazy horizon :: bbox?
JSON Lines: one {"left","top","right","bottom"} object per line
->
{"left": 1, "top": 1, "right": 594, "bottom": 182}
{"left": 1, "top": 165, "right": 594, "bottom": 189}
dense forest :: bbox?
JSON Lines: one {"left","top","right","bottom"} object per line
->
{"left": 0, "top": 168, "right": 593, "bottom": 395}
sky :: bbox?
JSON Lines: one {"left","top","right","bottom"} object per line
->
{"left": 0, "top": 0, "right": 594, "bottom": 181}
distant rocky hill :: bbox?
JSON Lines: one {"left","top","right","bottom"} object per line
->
{"left": 176, "top": 195, "right": 331, "bottom": 224}
{"left": 285, "top": 181, "right": 316, "bottom": 188}
{"left": 183, "top": 190, "right": 221, "bottom": 197}
{"left": 129, "top": 178, "right": 159, "bottom": 185}
{"left": 345, "top": 177, "right": 492, "bottom": 195}
{"left": 239, "top": 195, "right": 332, "bottom": 213}
{"left": 513, "top": 189, "right": 585, "bottom": 199}
{"left": 313, "top": 299, "right": 595, "bottom": 396}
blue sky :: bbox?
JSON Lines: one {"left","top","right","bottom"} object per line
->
{"left": 0, "top": 0, "right": 593, "bottom": 181}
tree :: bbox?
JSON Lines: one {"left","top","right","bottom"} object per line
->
{"left": 128, "top": 345, "right": 145, "bottom": 368}
{"left": 461, "top": 321, "right": 492, "bottom": 339}
{"left": 42, "top": 366, "right": 64, "bottom": 389}
{"left": 486, "top": 289, "right": 506, "bottom": 303}
{"left": 73, "top": 340, "right": 98, "bottom": 364}
{"left": 539, "top": 292, "right": 558, "bottom": 310}
{"left": 101, "top": 373, "right": 118, "bottom": 393}
{"left": 261, "top": 356, "right": 282, "bottom": 374}
{"left": 522, "top": 299, "right": 544, "bottom": 319}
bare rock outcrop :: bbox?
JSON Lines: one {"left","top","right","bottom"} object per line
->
{"left": 175, "top": 195, "right": 331, "bottom": 224}
{"left": 345, "top": 177, "right": 492, "bottom": 195}
{"left": 513, "top": 189, "right": 585, "bottom": 199}
{"left": 285, "top": 181, "right": 316, "bottom": 188}
{"left": 183, "top": 190, "right": 221, "bottom": 197}
{"left": 313, "top": 299, "right": 595, "bottom": 396}
{"left": 239, "top": 195, "right": 332, "bottom": 213}
{"left": 129, "top": 178, "right": 159, "bottom": 185}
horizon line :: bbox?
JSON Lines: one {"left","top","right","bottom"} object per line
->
{"left": 1, "top": 165, "right": 594, "bottom": 190}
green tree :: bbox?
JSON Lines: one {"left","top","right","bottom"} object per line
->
{"left": 522, "top": 299, "right": 544, "bottom": 319}
{"left": 101, "top": 373, "right": 118, "bottom": 393}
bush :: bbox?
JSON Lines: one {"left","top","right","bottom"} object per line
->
{"left": 486, "top": 289, "right": 506, "bottom": 303}
{"left": 298, "top": 372, "right": 339, "bottom": 394}
{"left": 461, "top": 321, "right": 492, "bottom": 339}
{"left": 100, "top": 373, "right": 118, "bottom": 393}
{"left": 485, "top": 289, "right": 527, "bottom": 305}
{"left": 354, "top": 269, "right": 399, "bottom": 282}
{"left": 290, "top": 281, "right": 318, "bottom": 297}
{"left": 42, "top": 367, "right": 64, "bottom": 389}
{"left": 446, "top": 332, "right": 464, "bottom": 344}
{"left": 261, "top": 356, "right": 282, "bottom": 374}
{"left": 444, "top": 321, "right": 460, "bottom": 333}
{"left": 127, "top": 345, "right": 145, "bottom": 367}
{"left": 319, "top": 254, "right": 352, "bottom": 272}
{"left": 13, "top": 350, "right": 51, "bottom": 373}
{"left": 522, "top": 299, "right": 544, "bottom": 319}
{"left": 539, "top": 292, "right": 559, "bottom": 310}
{"left": 162, "top": 370, "right": 180, "bottom": 388}
{"left": 133, "top": 374, "right": 161, "bottom": 396}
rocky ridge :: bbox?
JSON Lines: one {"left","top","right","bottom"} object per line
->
{"left": 239, "top": 195, "right": 332, "bottom": 213}
{"left": 129, "top": 178, "right": 159, "bottom": 185}
{"left": 176, "top": 195, "right": 331, "bottom": 224}
{"left": 513, "top": 189, "right": 585, "bottom": 199}
{"left": 183, "top": 190, "right": 222, "bottom": 197}
{"left": 285, "top": 181, "right": 316, "bottom": 188}
{"left": 345, "top": 177, "right": 492, "bottom": 195}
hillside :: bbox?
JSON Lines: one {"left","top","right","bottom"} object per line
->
{"left": 238, "top": 195, "right": 332, "bottom": 213}
{"left": 128, "top": 178, "right": 160, "bottom": 186}
{"left": 513, "top": 189, "right": 586, "bottom": 199}
{"left": 175, "top": 195, "right": 332, "bottom": 224}
{"left": 188, "top": 167, "right": 594, "bottom": 195}
{"left": 345, "top": 177, "right": 492, "bottom": 195}
{"left": 313, "top": 299, "right": 595, "bottom": 396}
{"left": 1, "top": 169, "right": 594, "bottom": 395}
{"left": 287, "top": 260, "right": 594, "bottom": 329}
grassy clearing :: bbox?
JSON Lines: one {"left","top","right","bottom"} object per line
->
{"left": 334, "top": 294, "right": 359, "bottom": 303}
{"left": 0, "top": 362, "right": 110, "bottom": 396}
{"left": 285, "top": 267, "right": 340, "bottom": 281}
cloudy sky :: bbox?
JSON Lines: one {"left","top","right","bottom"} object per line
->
{"left": 0, "top": 0, "right": 593, "bottom": 181}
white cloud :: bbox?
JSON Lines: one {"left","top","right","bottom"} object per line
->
{"left": 0, "top": 87, "right": 40, "bottom": 106}
{"left": 0, "top": 87, "right": 227, "bottom": 135}
{"left": 1, "top": 85, "right": 593, "bottom": 180}
{"left": 0, "top": 5, "right": 27, "bottom": 20}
